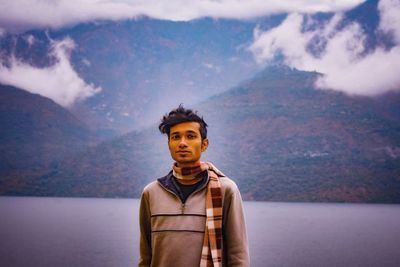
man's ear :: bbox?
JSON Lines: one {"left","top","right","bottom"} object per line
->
{"left": 201, "top": 138, "right": 209, "bottom": 152}
{"left": 167, "top": 136, "right": 171, "bottom": 148}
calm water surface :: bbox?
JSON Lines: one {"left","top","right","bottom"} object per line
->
{"left": 0, "top": 197, "right": 399, "bottom": 267}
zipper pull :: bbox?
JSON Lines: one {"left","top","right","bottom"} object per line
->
{"left": 181, "top": 203, "right": 185, "bottom": 214}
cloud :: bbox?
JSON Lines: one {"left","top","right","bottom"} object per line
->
{"left": 0, "top": 0, "right": 364, "bottom": 32}
{"left": 0, "top": 37, "right": 101, "bottom": 107}
{"left": 203, "top": 62, "right": 221, "bottom": 73}
{"left": 23, "top": 34, "right": 36, "bottom": 46}
{"left": 249, "top": 0, "right": 400, "bottom": 96}
{"left": 378, "top": 0, "right": 400, "bottom": 43}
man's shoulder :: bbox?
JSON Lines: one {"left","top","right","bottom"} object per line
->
{"left": 218, "top": 175, "right": 240, "bottom": 193}
{"left": 142, "top": 171, "right": 171, "bottom": 193}
{"left": 143, "top": 180, "right": 159, "bottom": 192}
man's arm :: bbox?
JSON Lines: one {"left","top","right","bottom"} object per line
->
{"left": 223, "top": 182, "right": 250, "bottom": 267}
{"left": 138, "top": 190, "right": 152, "bottom": 267}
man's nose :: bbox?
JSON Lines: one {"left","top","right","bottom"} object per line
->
{"left": 179, "top": 137, "right": 188, "bottom": 147}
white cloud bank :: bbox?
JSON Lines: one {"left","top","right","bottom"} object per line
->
{"left": 0, "top": 0, "right": 364, "bottom": 32}
{"left": 249, "top": 0, "right": 400, "bottom": 96}
{"left": 0, "top": 37, "right": 101, "bottom": 107}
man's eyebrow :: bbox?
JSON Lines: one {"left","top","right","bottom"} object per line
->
{"left": 170, "top": 130, "right": 198, "bottom": 135}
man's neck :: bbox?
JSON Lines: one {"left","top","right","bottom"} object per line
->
{"left": 175, "top": 161, "right": 201, "bottom": 169}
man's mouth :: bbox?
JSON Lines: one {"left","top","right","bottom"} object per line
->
{"left": 177, "top": 150, "right": 190, "bottom": 154}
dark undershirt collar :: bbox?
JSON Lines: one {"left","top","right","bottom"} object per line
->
{"left": 172, "top": 170, "right": 208, "bottom": 203}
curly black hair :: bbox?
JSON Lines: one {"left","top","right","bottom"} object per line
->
{"left": 159, "top": 104, "right": 208, "bottom": 140}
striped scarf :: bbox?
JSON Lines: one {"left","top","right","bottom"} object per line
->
{"left": 172, "top": 162, "right": 207, "bottom": 185}
{"left": 200, "top": 162, "right": 224, "bottom": 267}
{"left": 172, "top": 162, "right": 224, "bottom": 267}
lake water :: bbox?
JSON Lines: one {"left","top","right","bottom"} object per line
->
{"left": 0, "top": 197, "right": 399, "bottom": 267}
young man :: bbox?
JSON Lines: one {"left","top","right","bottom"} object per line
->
{"left": 138, "top": 105, "right": 250, "bottom": 267}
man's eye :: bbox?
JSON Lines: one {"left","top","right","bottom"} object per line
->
{"left": 171, "top": 135, "right": 179, "bottom": 140}
{"left": 188, "top": 134, "right": 196, "bottom": 139}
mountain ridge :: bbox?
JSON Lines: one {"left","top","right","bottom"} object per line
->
{"left": 5, "top": 65, "right": 399, "bottom": 202}
{"left": 0, "top": 84, "right": 96, "bottom": 194}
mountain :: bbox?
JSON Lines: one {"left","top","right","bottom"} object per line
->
{"left": 200, "top": 65, "right": 400, "bottom": 202}
{"left": 0, "top": 1, "right": 391, "bottom": 137}
{"left": 0, "top": 84, "right": 96, "bottom": 194}
{"left": 14, "top": 66, "right": 400, "bottom": 202}
{"left": 1, "top": 1, "right": 399, "bottom": 202}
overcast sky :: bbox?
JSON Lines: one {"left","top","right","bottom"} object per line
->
{"left": 0, "top": 0, "right": 399, "bottom": 106}
{"left": 0, "top": 0, "right": 364, "bottom": 32}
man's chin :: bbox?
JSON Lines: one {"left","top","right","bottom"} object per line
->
{"left": 176, "top": 158, "right": 192, "bottom": 163}
{"left": 175, "top": 154, "right": 192, "bottom": 160}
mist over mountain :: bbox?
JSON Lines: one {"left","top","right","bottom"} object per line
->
{"left": 1, "top": 0, "right": 393, "bottom": 137}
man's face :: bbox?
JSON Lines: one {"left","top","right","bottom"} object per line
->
{"left": 168, "top": 121, "right": 208, "bottom": 167}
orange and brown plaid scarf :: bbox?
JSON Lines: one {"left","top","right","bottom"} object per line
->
{"left": 200, "top": 162, "right": 224, "bottom": 267}
{"left": 172, "top": 161, "right": 224, "bottom": 267}
{"left": 172, "top": 162, "right": 206, "bottom": 185}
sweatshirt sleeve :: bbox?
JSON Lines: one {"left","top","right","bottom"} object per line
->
{"left": 223, "top": 181, "right": 250, "bottom": 267}
{"left": 138, "top": 189, "right": 152, "bottom": 267}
